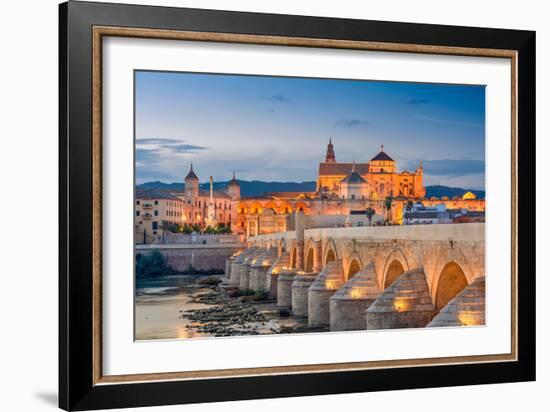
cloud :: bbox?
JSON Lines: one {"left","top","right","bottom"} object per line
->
{"left": 407, "top": 98, "right": 429, "bottom": 105}
{"left": 136, "top": 138, "right": 209, "bottom": 153}
{"left": 262, "top": 94, "right": 291, "bottom": 103}
{"left": 404, "top": 159, "right": 485, "bottom": 177}
{"left": 334, "top": 119, "right": 369, "bottom": 128}
{"left": 168, "top": 143, "right": 209, "bottom": 153}
{"left": 414, "top": 115, "right": 482, "bottom": 128}
{"left": 136, "top": 138, "right": 182, "bottom": 145}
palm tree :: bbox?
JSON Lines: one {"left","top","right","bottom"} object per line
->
{"left": 384, "top": 197, "right": 393, "bottom": 224}
{"left": 159, "top": 220, "right": 169, "bottom": 244}
{"left": 365, "top": 207, "right": 375, "bottom": 226}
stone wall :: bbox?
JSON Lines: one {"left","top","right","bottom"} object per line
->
{"left": 136, "top": 243, "right": 245, "bottom": 272}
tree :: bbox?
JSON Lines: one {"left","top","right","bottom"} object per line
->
{"left": 136, "top": 250, "right": 174, "bottom": 277}
{"left": 384, "top": 197, "right": 393, "bottom": 223}
{"left": 406, "top": 200, "right": 414, "bottom": 211}
{"left": 365, "top": 207, "right": 375, "bottom": 226}
{"left": 159, "top": 220, "right": 169, "bottom": 243}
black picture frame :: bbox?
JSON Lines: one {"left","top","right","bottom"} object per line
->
{"left": 59, "top": 1, "right": 536, "bottom": 410}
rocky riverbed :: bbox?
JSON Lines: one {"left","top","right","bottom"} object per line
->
{"left": 136, "top": 274, "right": 328, "bottom": 340}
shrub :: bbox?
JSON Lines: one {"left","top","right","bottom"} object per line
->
{"left": 198, "top": 276, "right": 222, "bottom": 286}
{"left": 135, "top": 250, "right": 174, "bottom": 277}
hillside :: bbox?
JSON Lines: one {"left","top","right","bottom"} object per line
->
{"left": 137, "top": 181, "right": 485, "bottom": 199}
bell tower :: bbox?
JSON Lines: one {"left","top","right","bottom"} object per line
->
{"left": 325, "top": 138, "right": 336, "bottom": 163}
{"left": 184, "top": 163, "right": 199, "bottom": 201}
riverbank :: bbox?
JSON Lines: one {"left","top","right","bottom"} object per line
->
{"left": 135, "top": 274, "right": 328, "bottom": 340}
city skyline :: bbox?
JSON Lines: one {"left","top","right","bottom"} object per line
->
{"left": 136, "top": 71, "right": 486, "bottom": 189}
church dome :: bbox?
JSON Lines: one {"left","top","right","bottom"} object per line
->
{"left": 185, "top": 163, "right": 198, "bottom": 180}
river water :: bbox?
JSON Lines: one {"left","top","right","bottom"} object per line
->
{"left": 135, "top": 275, "right": 316, "bottom": 340}
{"left": 135, "top": 276, "right": 216, "bottom": 340}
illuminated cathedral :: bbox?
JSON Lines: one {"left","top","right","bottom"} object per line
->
{"left": 135, "top": 139, "right": 484, "bottom": 239}
{"left": 316, "top": 139, "right": 425, "bottom": 200}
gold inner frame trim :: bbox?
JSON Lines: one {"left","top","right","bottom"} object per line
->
{"left": 91, "top": 25, "right": 518, "bottom": 386}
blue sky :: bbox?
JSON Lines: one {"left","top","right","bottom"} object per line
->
{"left": 135, "top": 71, "right": 486, "bottom": 189}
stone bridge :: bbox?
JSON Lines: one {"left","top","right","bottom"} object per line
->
{"left": 223, "top": 216, "right": 485, "bottom": 331}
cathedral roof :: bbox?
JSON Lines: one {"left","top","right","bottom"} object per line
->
{"left": 341, "top": 163, "right": 367, "bottom": 184}
{"left": 341, "top": 170, "right": 367, "bottom": 184}
{"left": 370, "top": 150, "right": 394, "bottom": 162}
{"left": 319, "top": 162, "right": 369, "bottom": 176}
{"left": 136, "top": 188, "right": 182, "bottom": 201}
{"left": 185, "top": 163, "right": 198, "bottom": 180}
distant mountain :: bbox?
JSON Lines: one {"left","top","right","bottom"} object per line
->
{"left": 137, "top": 181, "right": 484, "bottom": 199}
{"left": 425, "top": 185, "right": 485, "bottom": 199}
{"left": 137, "top": 180, "right": 317, "bottom": 197}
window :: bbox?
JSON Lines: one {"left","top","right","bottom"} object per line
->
{"left": 154, "top": 210, "right": 158, "bottom": 216}
{"left": 136, "top": 210, "right": 140, "bottom": 216}
{"left": 152, "top": 222, "right": 158, "bottom": 230}
{"left": 136, "top": 200, "right": 140, "bottom": 205}
{"left": 351, "top": 194, "right": 356, "bottom": 200}
{"left": 154, "top": 200, "right": 158, "bottom": 205}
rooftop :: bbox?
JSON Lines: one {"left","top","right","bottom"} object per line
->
{"left": 319, "top": 162, "right": 369, "bottom": 176}
{"left": 136, "top": 188, "right": 182, "bottom": 201}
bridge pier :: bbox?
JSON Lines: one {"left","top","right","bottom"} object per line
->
{"left": 224, "top": 255, "right": 234, "bottom": 278}
{"left": 265, "top": 251, "right": 290, "bottom": 300}
{"left": 427, "top": 277, "right": 485, "bottom": 327}
{"left": 277, "top": 269, "right": 297, "bottom": 309}
{"left": 291, "top": 272, "right": 318, "bottom": 317}
{"left": 366, "top": 269, "right": 435, "bottom": 330}
{"left": 229, "top": 248, "right": 255, "bottom": 287}
{"left": 308, "top": 261, "right": 345, "bottom": 327}
{"left": 239, "top": 251, "right": 258, "bottom": 292}
{"left": 250, "top": 249, "right": 277, "bottom": 292}
{"left": 329, "top": 263, "right": 380, "bottom": 331}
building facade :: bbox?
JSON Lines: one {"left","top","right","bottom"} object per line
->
{"left": 317, "top": 141, "right": 425, "bottom": 200}
{"left": 135, "top": 140, "right": 486, "bottom": 241}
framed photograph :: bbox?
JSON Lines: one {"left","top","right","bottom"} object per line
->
{"left": 59, "top": 1, "right": 535, "bottom": 410}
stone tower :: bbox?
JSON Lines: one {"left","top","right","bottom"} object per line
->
{"left": 325, "top": 138, "right": 336, "bottom": 163}
{"left": 227, "top": 171, "right": 241, "bottom": 200}
{"left": 184, "top": 163, "right": 199, "bottom": 201}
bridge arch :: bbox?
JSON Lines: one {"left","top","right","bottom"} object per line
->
{"left": 289, "top": 242, "right": 298, "bottom": 269}
{"left": 431, "top": 246, "right": 477, "bottom": 302}
{"left": 323, "top": 239, "right": 339, "bottom": 266}
{"left": 305, "top": 244, "right": 315, "bottom": 272}
{"left": 278, "top": 238, "right": 288, "bottom": 257}
{"left": 346, "top": 253, "right": 363, "bottom": 281}
{"left": 381, "top": 249, "right": 409, "bottom": 290}
{"left": 433, "top": 261, "right": 468, "bottom": 311}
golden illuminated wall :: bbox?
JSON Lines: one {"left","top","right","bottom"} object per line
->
{"left": 318, "top": 169, "right": 424, "bottom": 200}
